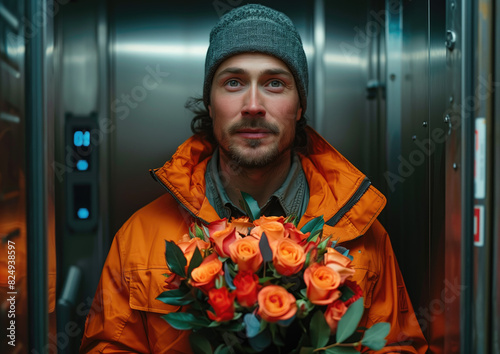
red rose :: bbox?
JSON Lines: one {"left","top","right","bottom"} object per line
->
{"left": 207, "top": 287, "right": 236, "bottom": 322}
{"left": 233, "top": 271, "right": 260, "bottom": 307}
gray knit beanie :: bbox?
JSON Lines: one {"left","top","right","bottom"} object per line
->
{"left": 203, "top": 4, "right": 308, "bottom": 113}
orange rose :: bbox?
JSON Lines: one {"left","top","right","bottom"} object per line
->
{"left": 208, "top": 218, "right": 228, "bottom": 234}
{"left": 229, "top": 237, "right": 263, "bottom": 273}
{"left": 284, "top": 223, "right": 310, "bottom": 244}
{"left": 257, "top": 285, "right": 297, "bottom": 322}
{"left": 190, "top": 253, "right": 223, "bottom": 293}
{"left": 250, "top": 221, "right": 286, "bottom": 249}
{"left": 177, "top": 237, "right": 210, "bottom": 267}
{"left": 273, "top": 239, "right": 306, "bottom": 276}
{"left": 210, "top": 225, "right": 241, "bottom": 258}
{"left": 324, "top": 299, "right": 348, "bottom": 333}
{"left": 230, "top": 216, "right": 254, "bottom": 236}
{"left": 254, "top": 216, "right": 285, "bottom": 226}
{"left": 207, "top": 287, "right": 236, "bottom": 322}
{"left": 233, "top": 271, "right": 260, "bottom": 307}
{"left": 163, "top": 273, "right": 182, "bottom": 290}
{"left": 303, "top": 263, "right": 341, "bottom": 305}
{"left": 323, "top": 248, "right": 355, "bottom": 283}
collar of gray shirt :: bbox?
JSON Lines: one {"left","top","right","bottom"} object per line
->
{"left": 205, "top": 149, "right": 310, "bottom": 220}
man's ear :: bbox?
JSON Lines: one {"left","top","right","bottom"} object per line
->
{"left": 208, "top": 105, "right": 213, "bottom": 119}
{"left": 296, "top": 107, "right": 302, "bottom": 121}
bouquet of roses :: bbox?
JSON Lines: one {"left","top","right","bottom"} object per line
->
{"left": 157, "top": 193, "right": 390, "bottom": 353}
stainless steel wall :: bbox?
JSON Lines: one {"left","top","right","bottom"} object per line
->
{"left": 0, "top": 1, "right": 29, "bottom": 351}
{"left": 51, "top": 0, "right": 500, "bottom": 353}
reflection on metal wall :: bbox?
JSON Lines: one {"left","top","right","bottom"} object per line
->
{"left": 0, "top": 1, "right": 29, "bottom": 352}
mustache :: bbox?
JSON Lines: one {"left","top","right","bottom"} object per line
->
{"left": 228, "top": 119, "right": 280, "bottom": 135}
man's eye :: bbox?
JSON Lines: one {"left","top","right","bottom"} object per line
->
{"left": 226, "top": 79, "right": 240, "bottom": 87}
{"left": 269, "top": 80, "right": 284, "bottom": 88}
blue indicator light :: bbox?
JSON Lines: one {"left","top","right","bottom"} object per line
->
{"left": 76, "top": 160, "right": 89, "bottom": 171}
{"left": 74, "top": 131, "right": 83, "bottom": 146}
{"left": 83, "top": 131, "right": 90, "bottom": 146}
{"left": 77, "top": 208, "right": 90, "bottom": 219}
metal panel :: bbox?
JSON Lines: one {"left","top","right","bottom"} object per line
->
{"left": 0, "top": 0, "right": 28, "bottom": 352}
{"left": 385, "top": 0, "right": 430, "bottom": 319}
{"left": 427, "top": 0, "right": 448, "bottom": 352}
{"left": 443, "top": 0, "right": 464, "bottom": 352}
{"left": 460, "top": 0, "right": 475, "bottom": 351}
{"left": 492, "top": 0, "right": 500, "bottom": 349}
{"left": 471, "top": 0, "right": 494, "bottom": 352}
{"left": 321, "top": 1, "right": 376, "bottom": 173}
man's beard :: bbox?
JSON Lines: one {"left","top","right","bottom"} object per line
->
{"left": 217, "top": 119, "right": 295, "bottom": 169}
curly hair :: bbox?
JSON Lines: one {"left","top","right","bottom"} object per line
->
{"left": 187, "top": 97, "right": 308, "bottom": 149}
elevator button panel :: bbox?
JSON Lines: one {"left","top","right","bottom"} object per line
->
{"left": 65, "top": 113, "right": 98, "bottom": 232}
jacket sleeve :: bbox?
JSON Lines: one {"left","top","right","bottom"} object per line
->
{"left": 360, "top": 221, "right": 428, "bottom": 354}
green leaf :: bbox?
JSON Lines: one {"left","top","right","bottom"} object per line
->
{"left": 301, "top": 216, "right": 325, "bottom": 235}
{"left": 324, "top": 347, "right": 360, "bottom": 353}
{"left": 240, "top": 191, "right": 261, "bottom": 221}
{"left": 285, "top": 214, "right": 299, "bottom": 226}
{"left": 221, "top": 320, "right": 245, "bottom": 332}
{"left": 162, "top": 312, "right": 211, "bottom": 330}
{"left": 304, "top": 248, "right": 314, "bottom": 268}
{"left": 214, "top": 345, "right": 231, "bottom": 354}
{"left": 318, "top": 235, "right": 332, "bottom": 251}
{"left": 202, "top": 225, "right": 211, "bottom": 242}
{"left": 310, "top": 310, "right": 330, "bottom": 349}
{"left": 165, "top": 240, "right": 187, "bottom": 277}
{"left": 189, "top": 332, "right": 213, "bottom": 354}
{"left": 156, "top": 289, "right": 195, "bottom": 306}
{"left": 258, "top": 276, "right": 275, "bottom": 284}
{"left": 299, "top": 347, "right": 315, "bottom": 354}
{"left": 361, "top": 322, "right": 390, "bottom": 350}
{"left": 339, "top": 285, "right": 355, "bottom": 302}
{"left": 224, "top": 262, "right": 236, "bottom": 290}
{"left": 194, "top": 224, "right": 206, "bottom": 240}
{"left": 307, "top": 233, "right": 320, "bottom": 244}
{"left": 188, "top": 246, "right": 203, "bottom": 278}
{"left": 259, "top": 233, "right": 273, "bottom": 262}
{"left": 336, "top": 298, "right": 364, "bottom": 343}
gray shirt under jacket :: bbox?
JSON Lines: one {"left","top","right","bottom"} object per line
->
{"left": 205, "top": 149, "right": 310, "bottom": 220}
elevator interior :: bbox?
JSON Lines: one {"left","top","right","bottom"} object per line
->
{"left": 0, "top": 0, "right": 499, "bottom": 353}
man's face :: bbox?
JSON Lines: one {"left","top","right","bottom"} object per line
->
{"left": 208, "top": 53, "right": 302, "bottom": 169}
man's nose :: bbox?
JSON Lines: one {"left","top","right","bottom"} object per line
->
{"left": 241, "top": 85, "right": 266, "bottom": 117}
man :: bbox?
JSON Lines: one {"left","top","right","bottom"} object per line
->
{"left": 81, "top": 4, "right": 427, "bottom": 353}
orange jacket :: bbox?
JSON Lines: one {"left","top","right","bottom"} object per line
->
{"left": 80, "top": 127, "right": 427, "bottom": 353}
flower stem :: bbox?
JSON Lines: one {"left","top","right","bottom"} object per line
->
{"left": 312, "top": 342, "right": 360, "bottom": 352}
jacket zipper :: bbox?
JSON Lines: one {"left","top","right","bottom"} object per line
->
{"left": 149, "top": 168, "right": 209, "bottom": 225}
{"left": 325, "top": 177, "right": 372, "bottom": 227}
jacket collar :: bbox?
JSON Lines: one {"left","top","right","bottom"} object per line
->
{"left": 151, "top": 126, "right": 386, "bottom": 243}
